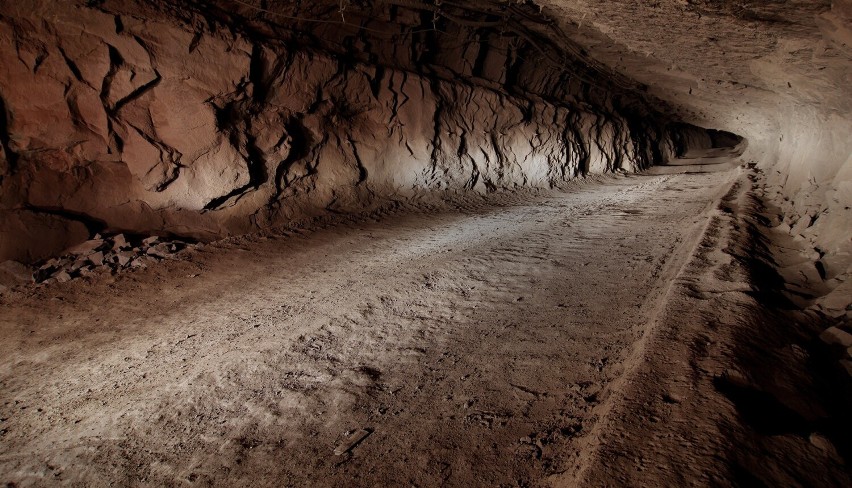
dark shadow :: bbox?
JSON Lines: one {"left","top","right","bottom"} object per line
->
{"left": 713, "top": 375, "right": 811, "bottom": 437}
{"left": 728, "top": 461, "right": 771, "bottom": 488}
{"left": 707, "top": 129, "right": 743, "bottom": 149}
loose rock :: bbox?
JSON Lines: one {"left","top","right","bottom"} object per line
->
{"left": 27, "top": 233, "right": 198, "bottom": 285}
{"left": 53, "top": 271, "right": 72, "bottom": 283}
{"left": 112, "top": 234, "right": 129, "bottom": 251}
{"left": 89, "top": 252, "right": 105, "bottom": 266}
{"left": 142, "top": 236, "right": 161, "bottom": 246}
{"left": 66, "top": 239, "right": 105, "bottom": 256}
{"left": 820, "top": 327, "right": 852, "bottom": 348}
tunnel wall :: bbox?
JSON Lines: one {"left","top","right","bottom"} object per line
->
{"left": 0, "top": 1, "right": 692, "bottom": 263}
{"left": 748, "top": 108, "right": 852, "bottom": 279}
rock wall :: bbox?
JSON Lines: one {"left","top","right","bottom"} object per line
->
{"left": 530, "top": 0, "right": 850, "bottom": 289}
{"left": 751, "top": 109, "right": 852, "bottom": 280}
{"left": 0, "top": 0, "right": 696, "bottom": 263}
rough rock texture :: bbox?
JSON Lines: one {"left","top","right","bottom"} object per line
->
{"left": 0, "top": 2, "right": 850, "bottom": 484}
{"left": 0, "top": 0, "right": 709, "bottom": 263}
{"left": 536, "top": 0, "right": 851, "bottom": 291}
{"left": 539, "top": 0, "right": 852, "bottom": 396}
{"left": 29, "top": 233, "right": 200, "bottom": 285}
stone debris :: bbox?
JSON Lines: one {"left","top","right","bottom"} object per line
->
{"left": 29, "top": 234, "right": 198, "bottom": 285}
{"left": 66, "top": 239, "right": 106, "bottom": 256}
{"left": 333, "top": 428, "right": 373, "bottom": 456}
{"left": 112, "top": 234, "right": 128, "bottom": 251}
{"left": 115, "top": 251, "right": 135, "bottom": 267}
{"left": 54, "top": 271, "right": 72, "bottom": 283}
{"left": 819, "top": 326, "right": 852, "bottom": 378}
{"left": 815, "top": 280, "right": 852, "bottom": 315}
{"left": 146, "top": 243, "right": 173, "bottom": 258}
{"left": 142, "top": 236, "right": 161, "bottom": 246}
{"left": 89, "top": 251, "right": 105, "bottom": 266}
{"left": 819, "top": 326, "right": 852, "bottom": 349}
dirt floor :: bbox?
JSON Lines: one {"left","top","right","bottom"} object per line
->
{"left": 1, "top": 154, "right": 848, "bottom": 486}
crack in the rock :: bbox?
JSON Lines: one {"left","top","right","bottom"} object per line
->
{"left": 111, "top": 69, "right": 162, "bottom": 115}
{"left": 126, "top": 122, "right": 184, "bottom": 191}
{"left": 248, "top": 43, "right": 269, "bottom": 104}
{"left": 58, "top": 46, "right": 96, "bottom": 91}
{"left": 188, "top": 30, "right": 202, "bottom": 53}
{"left": 273, "top": 116, "right": 313, "bottom": 195}
{"left": 0, "top": 92, "right": 20, "bottom": 174}
{"left": 347, "top": 135, "right": 368, "bottom": 186}
{"left": 426, "top": 77, "right": 444, "bottom": 185}
{"left": 203, "top": 101, "right": 271, "bottom": 210}
{"left": 202, "top": 135, "right": 265, "bottom": 211}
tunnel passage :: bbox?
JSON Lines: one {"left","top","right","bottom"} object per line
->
{"left": 1, "top": 1, "right": 851, "bottom": 487}
{"left": 667, "top": 123, "right": 746, "bottom": 159}
{"left": 706, "top": 130, "right": 743, "bottom": 150}
{"left": 0, "top": 0, "right": 735, "bottom": 264}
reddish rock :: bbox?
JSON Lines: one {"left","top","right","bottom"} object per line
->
{"left": 0, "top": 1, "right": 684, "bottom": 263}
{"left": 820, "top": 326, "right": 852, "bottom": 348}
{"left": 67, "top": 239, "right": 105, "bottom": 256}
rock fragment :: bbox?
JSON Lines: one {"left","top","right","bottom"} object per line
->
{"left": 146, "top": 243, "right": 173, "bottom": 258}
{"left": 66, "top": 239, "right": 105, "bottom": 256}
{"left": 112, "top": 234, "right": 129, "bottom": 251}
{"left": 820, "top": 327, "right": 852, "bottom": 348}
{"left": 53, "top": 270, "right": 72, "bottom": 283}
{"left": 115, "top": 251, "right": 135, "bottom": 267}
{"left": 88, "top": 251, "right": 105, "bottom": 266}
{"left": 816, "top": 281, "right": 852, "bottom": 314}
{"left": 334, "top": 428, "right": 373, "bottom": 456}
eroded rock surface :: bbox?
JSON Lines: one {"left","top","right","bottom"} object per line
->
{"left": 0, "top": 0, "right": 705, "bottom": 263}
{"left": 535, "top": 0, "right": 852, "bottom": 285}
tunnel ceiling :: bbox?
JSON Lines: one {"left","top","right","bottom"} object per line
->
{"left": 537, "top": 0, "right": 852, "bottom": 136}
{"left": 138, "top": 0, "right": 672, "bottom": 112}
{"left": 156, "top": 0, "right": 851, "bottom": 138}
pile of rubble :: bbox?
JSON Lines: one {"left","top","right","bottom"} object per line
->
{"left": 30, "top": 234, "right": 200, "bottom": 285}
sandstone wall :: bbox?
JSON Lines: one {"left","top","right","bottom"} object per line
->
{"left": 749, "top": 109, "right": 852, "bottom": 279}
{"left": 0, "top": 1, "right": 694, "bottom": 263}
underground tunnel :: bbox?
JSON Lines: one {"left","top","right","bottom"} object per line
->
{"left": 0, "top": 0, "right": 850, "bottom": 486}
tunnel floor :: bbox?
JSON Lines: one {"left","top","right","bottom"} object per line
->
{"left": 2, "top": 166, "right": 742, "bottom": 485}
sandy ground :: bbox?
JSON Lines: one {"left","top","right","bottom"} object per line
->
{"left": 4, "top": 156, "right": 844, "bottom": 486}
{"left": 569, "top": 168, "right": 852, "bottom": 488}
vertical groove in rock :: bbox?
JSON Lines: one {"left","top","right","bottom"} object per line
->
{"left": 0, "top": 93, "right": 19, "bottom": 175}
